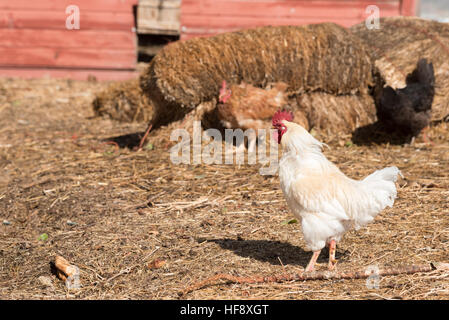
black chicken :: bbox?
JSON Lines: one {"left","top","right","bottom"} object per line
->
{"left": 377, "top": 58, "right": 435, "bottom": 142}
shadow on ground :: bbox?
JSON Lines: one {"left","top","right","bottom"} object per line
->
{"left": 199, "top": 238, "right": 347, "bottom": 268}
{"left": 352, "top": 121, "right": 412, "bottom": 146}
{"left": 104, "top": 132, "right": 145, "bottom": 149}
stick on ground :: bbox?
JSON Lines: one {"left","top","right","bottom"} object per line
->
{"left": 53, "top": 255, "right": 78, "bottom": 281}
{"left": 137, "top": 124, "right": 153, "bottom": 150}
{"left": 182, "top": 262, "right": 449, "bottom": 296}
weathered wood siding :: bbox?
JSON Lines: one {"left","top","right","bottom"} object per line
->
{"left": 0, "top": 0, "right": 138, "bottom": 80}
{"left": 180, "top": 0, "right": 418, "bottom": 40}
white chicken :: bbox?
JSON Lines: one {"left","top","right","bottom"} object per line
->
{"left": 272, "top": 110, "right": 401, "bottom": 272}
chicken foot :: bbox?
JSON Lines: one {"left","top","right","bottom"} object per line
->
{"left": 328, "top": 239, "right": 337, "bottom": 271}
{"left": 305, "top": 240, "right": 337, "bottom": 272}
{"left": 421, "top": 126, "right": 434, "bottom": 146}
{"left": 305, "top": 250, "right": 321, "bottom": 272}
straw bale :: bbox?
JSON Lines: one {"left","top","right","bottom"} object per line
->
{"left": 141, "top": 23, "right": 373, "bottom": 127}
{"left": 193, "top": 90, "right": 376, "bottom": 136}
{"left": 296, "top": 92, "right": 377, "bottom": 134}
{"left": 93, "top": 79, "right": 153, "bottom": 123}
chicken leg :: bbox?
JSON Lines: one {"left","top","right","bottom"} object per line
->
{"left": 421, "top": 126, "right": 434, "bottom": 146}
{"left": 328, "top": 239, "right": 337, "bottom": 271}
{"left": 137, "top": 124, "right": 153, "bottom": 150}
{"left": 305, "top": 250, "right": 321, "bottom": 272}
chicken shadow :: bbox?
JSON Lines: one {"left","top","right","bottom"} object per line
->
{"left": 351, "top": 121, "right": 413, "bottom": 146}
{"left": 102, "top": 132, "right": 145, "bottom": 149}
{"left": 199, "top": 238, "right": 346, "bottom": 268}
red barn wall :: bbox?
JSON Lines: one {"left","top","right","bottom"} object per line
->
{"left": 0, "top": 0, "right": 419, "bottom": 80}
{"left": 0, "top": 0, "right": 138, "bottom": 80}
{"left": 180, "top": 0, "right": 418, "bottom": 40}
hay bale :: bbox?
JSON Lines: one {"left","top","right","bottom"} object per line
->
{"left": 141, "top": 23, "right": 373, "bottom": 127}
{"left": 93, "top": 79, "right": 153, "bottom": 123}
{"left": 198, "top": 90, "right": 375, "bottom": 136}
{"left": 351, "top": 17, "right": 449, "bottom": 121}
{"left": 296, "top": 92, "right": 377, "bottom": 135}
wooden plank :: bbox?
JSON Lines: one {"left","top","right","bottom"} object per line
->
{"left": 0, "top": 47, "right": 136, "bottom": 69}
{"left": 181, "top": 10, "right": 399, "bottom": 28}
{"left": 0, "top": 10, "right": 135, "bottom": 30}
{"left": 400, "top": 0, "right": 419, "bottom": 16}
{"left": 180, "top": 0, "right": 403, "bottom": 39}
{"left": 182, "top": 0, "right": 399, "bottom": 5}
{"left": 139, "top": 0, "right": 180, "bottom": 9}
{"left": 137, "top": 27, "right": 179, "bottom": 35}
{"left": 137, "top": 1, "right": 180, "bottom": 34}
{"left": 181, "top": 9, "right": 400, "bottom": 30}
{"left": 0, "top": 0, "right": 138, "bottom": 12}
{"left": 180, "top": 17, "right": 361, "bottom": 40}
{"left": 0, "top": 67, "right": 139, "bottom": 81}
{"left": 181, "top": 0, "right": 400, "bottom": 17}
{"left": 0, "top": 29, "right": 136, "bottom": 49}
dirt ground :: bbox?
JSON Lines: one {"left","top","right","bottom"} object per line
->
{"left": 0, "top": 77, "right": 448, "bottom": 300}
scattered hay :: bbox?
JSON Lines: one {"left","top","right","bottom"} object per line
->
{"left": 351, "top": 17, "right": 449, "bottom": 121}
{"left": 296, "top": 92, "right": 377, "bottom": 135}
{"left": 141, "top": 23, "right": 373, "bottom": 127}
{"left": 93, "top": 79, "right": 153, "bottom": 123}
{"left": 1, "top": 78, "right": 449, "bottom": 299}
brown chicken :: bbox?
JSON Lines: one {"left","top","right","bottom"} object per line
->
{"left": 217, "top": 80, "right": 289, "bottom": 151}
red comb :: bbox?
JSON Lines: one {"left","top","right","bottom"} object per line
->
{"left": 219, "top": 80, "right": 227, "bottom": 95}
{"left": 272, "top": 109, "right": 294, "bottom": 126}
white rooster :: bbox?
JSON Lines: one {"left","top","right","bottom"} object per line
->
{"left": 272, "top": 110, "right": 401, "bottom": 272}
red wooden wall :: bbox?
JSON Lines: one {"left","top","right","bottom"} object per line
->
{"left": 0, "top": 0, "right": 419, "bottom": 80}
{"left": 0, "top": 0, "right": 138, "bottom": 81}
{"left": 180, "top": 0, "right": 418, "bottom": 40}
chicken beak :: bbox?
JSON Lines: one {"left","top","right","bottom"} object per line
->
{"left": 219, "top": 90, "right": 231, "bottom": 103}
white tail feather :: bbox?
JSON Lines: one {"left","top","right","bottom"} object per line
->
{"left": 355, "top": 166, "right": 401, "bottom": 228}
